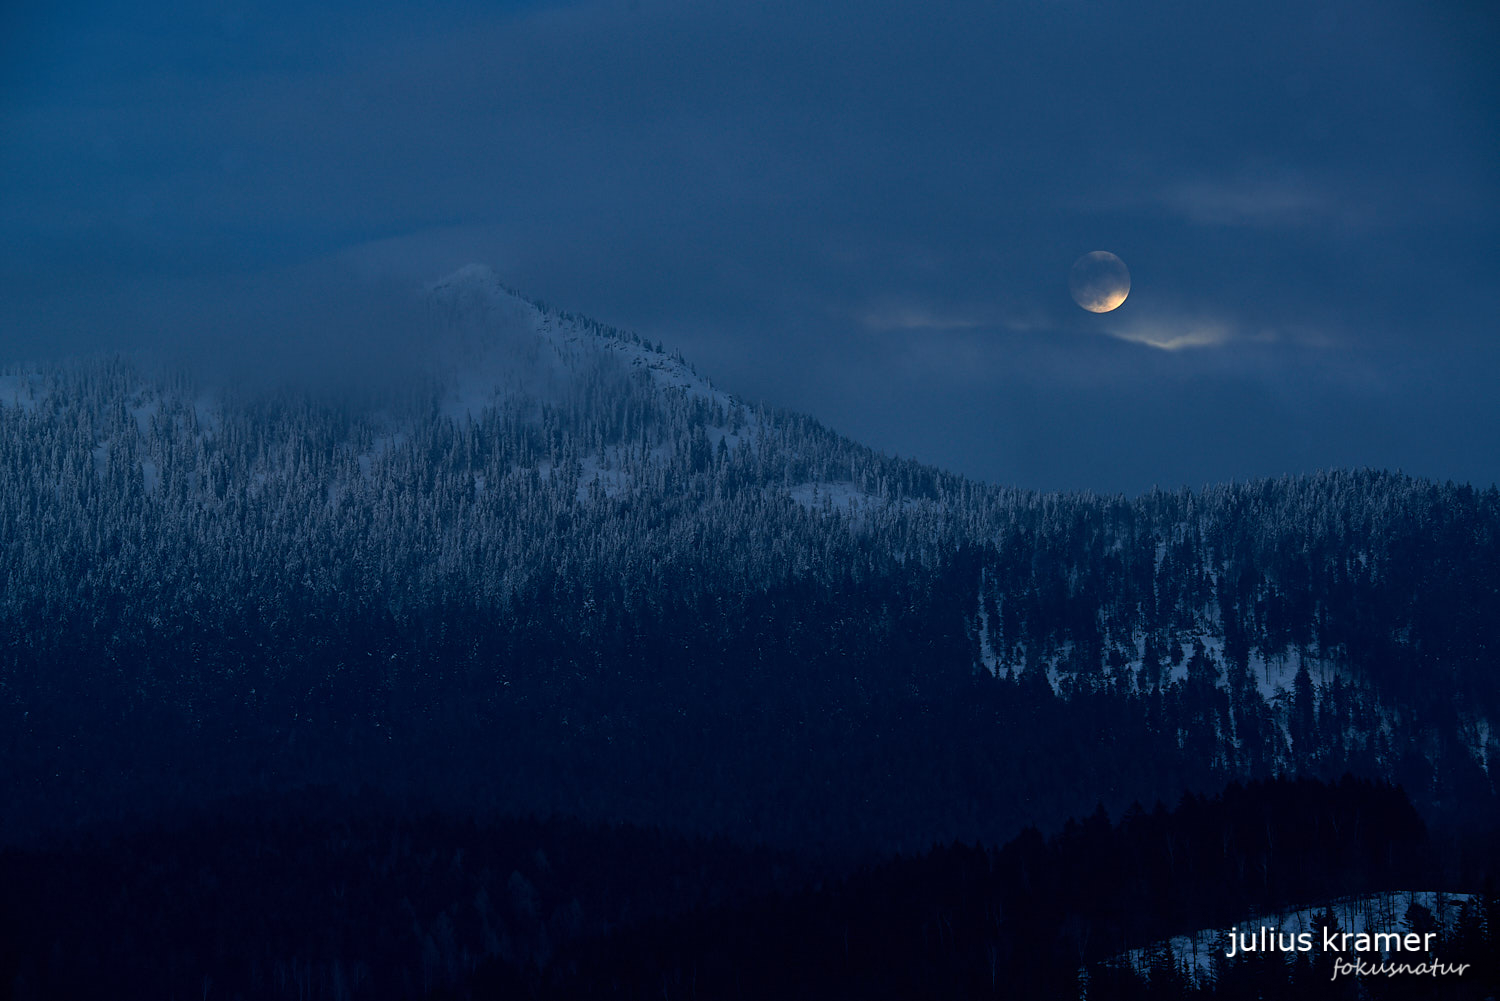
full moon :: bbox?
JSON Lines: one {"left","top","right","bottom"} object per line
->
{"left": 1070, "top": 251, "right": 1130, "bottom": 313}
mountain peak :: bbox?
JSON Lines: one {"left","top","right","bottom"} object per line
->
{"left": 423, "top": 265, "right": 728, "bottom": 420}
{"left": 431, "top": 261, "right": 501, "bottom": 288}
{"left": 426, "top": 263, "right": 521, "bottom": 310}
{"left": 421, "top": 266, "right": 574, "bottom": 415}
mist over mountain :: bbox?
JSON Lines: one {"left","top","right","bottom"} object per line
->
{"left": 3, "top": 268, "right": 1495, "bottom": 861}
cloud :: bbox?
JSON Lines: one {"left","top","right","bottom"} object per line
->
{"left": 0, "top": 0, "right": 1495, "bottom": 492}
{"left": 1094, "top": 309, "right": 1331, "bottom": 355}
{"left": 855, "top": 303, "right": 988, "bottom": 333}
{"left": 1101, "top": 320, "right": 1235, "bottom": 352}
{"left": 1158, "top": 175, "right": 1364, "bottom": 230}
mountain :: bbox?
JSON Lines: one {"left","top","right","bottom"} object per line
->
{"left": 1, "top": 267, "right": 1497, "bottom": 857}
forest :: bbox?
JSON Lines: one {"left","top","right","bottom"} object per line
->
{"left": 2, "top": 289, "right": 1498, "bottom": 997}
{"left": 3, "top": 776, "right": 1493, "bottom": 999}
{"left": 2, "top": 349, "right": 1496, "bottom": 852}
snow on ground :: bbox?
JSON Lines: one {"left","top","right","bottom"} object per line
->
{"left": 0, "top": 373, "right": 46, "bottom": 413}
{"left": 429, "top": 265, "right": 757, "bottom": 436}
{"left": 356, "top": 432, "right": 407, "bottom": 479}
{"left": 193, "top": 393, "right": 220, "bottom": 433}
{"left": 1046, "top": 641, "right": 1075, "bottom": 693}
{"left": 129, "top": 396, "right": 159, "bottom": 437}
{"left": 1465, "top": 716, "right": 1493, "bottom": 775}
{"left": 974, "top": 574, "right": 1001, "bottom": 678}
{"left": 1246, "top": 647, "right": 1299, "bottom": 701}
{"left": 1117, "top": 890, "right": 1473, "bottom": 986}
{"left": 576, "top": 453, "right": 632, "bottom": 503}
{"left": 705, "top": 419, "right": 757, "bottom": 454}
{"left": 431, "top": 265, "right": 589, "bottom": 418}
{"left": 963, "top": 608, "right": 1462, "bottom": 772}
{"left": 1083, "top": 618, "right": 1347, "bottom": 705}
{"left": 787, "top": 480, "right": 880, "bottom": 513}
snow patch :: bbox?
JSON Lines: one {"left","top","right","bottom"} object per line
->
{"left": 1117, "top": 890, "right": 1473, "bottom": 987}
{"left": 974, "top": 575, "right": 1001, "bottom": 678}
{"left": 787, "top": 480, "right": 879, "bottom": 513}
{"left": 1464, "top": 716, "right": 1493, "bottom": 775}
{"left": 357, "top": 432, "right": 407, "bottom": 479}
{"left": 129, "top": 398, "right": 159, "bottom": 438}
{"left": 0, "top": 373, "right": 46, "bottom": 413}
{"left": 576, "top": 453, "right": 632, "bottom": 503}
{"left": 193, "top": 393, "right": 220, "bottom": 433}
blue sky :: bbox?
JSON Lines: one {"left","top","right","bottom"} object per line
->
{"left": 2, "top": 0, "right": 1497, "bottom": 492}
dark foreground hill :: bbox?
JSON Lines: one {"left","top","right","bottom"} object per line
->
{"left": 3, "top": 777, "right": 1494, "bottom": 1000}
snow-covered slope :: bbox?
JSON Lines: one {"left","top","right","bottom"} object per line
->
{"left": 426, "top": 264, "right": 739, "bottom": 419}
{"left": 1, "top": 268, "right": 1495, "bottom": 824}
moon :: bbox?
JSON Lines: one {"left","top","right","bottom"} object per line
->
{"left": 1070, "top": 251, "right": 1130, "bottom": 313}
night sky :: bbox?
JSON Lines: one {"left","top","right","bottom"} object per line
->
{"left": 3, "top": 0, "right": 1496, "bottom": 493}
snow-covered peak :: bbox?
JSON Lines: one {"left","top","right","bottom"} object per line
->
{"left": 424, "top": 264, "right": 738, "bottom": 420}
{"left": 429, "top": 261, "right": 503, "bottom": 291}
{"left": 424, "top": 265, "right": 593, "bottom": 417}
{"left": 426, "top": 265, "right": 545, "bottom": 355}
{"left": 426, "top": 264, "right": 532, "bottom": 324}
